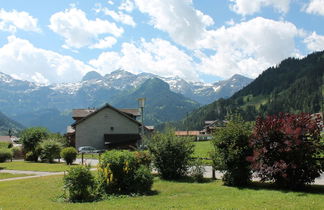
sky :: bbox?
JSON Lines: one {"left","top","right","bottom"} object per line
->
{"left": 0, "top": 0, "right": 323, "bottom": 84}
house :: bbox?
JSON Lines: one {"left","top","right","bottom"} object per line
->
{"left": 67, "top": 103, "right": 147, "bottom": 150}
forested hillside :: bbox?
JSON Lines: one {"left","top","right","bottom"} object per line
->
{"left": 0, "top": 111, "right": 24, "bottom": 135}
{"left": 175, "top": 51, "right": 324, "bottom": 130}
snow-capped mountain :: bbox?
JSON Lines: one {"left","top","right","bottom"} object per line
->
{"left": 0, "top": 70, "right": 252, "bottom": 132}
{"left": 53, "top": 69, "right": 252, "bottom": 105}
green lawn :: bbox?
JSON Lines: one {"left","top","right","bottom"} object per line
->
{"left": 0, "top": 175, "right": 323, "bottom": 209}
{"left": 0, "top": 161, "right": 80, "bottom": 172}
{"left": 0, "top": 172, "right": 33, "bottom": 180}
{"left": 193, "top": 141, "right": 213, "bottom": 165}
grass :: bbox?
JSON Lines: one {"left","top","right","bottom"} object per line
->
{"left": 0, "top": 161, "right": 81, "bottom": 172}
{"left": 193, "top": 141, "right": 213, "bottom": 165}
{"left": 0, "top": 175, "right": 323, "bottom": 209}
{"left": 0, "top": 172, "right": 33, "bottom": 180}
{"left": 77, "top": 153, "right": 100, "bottom": 159}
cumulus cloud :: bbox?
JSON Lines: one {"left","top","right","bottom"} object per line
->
{"left": 89, "top": 38, "right": 199, "bottom": 81}
{"left": 133, "top": 0, "right": 214, "bottom": 49}
{"left": 197, "top": 17, "right": 301, "bottom": 78}
{"left": 90, "top": 36, "right": 117, "bottom": 49}
{"left": 304, "top": 32, "right": 324, "bottom": 51}
{"left": 119, "top": 0, "right": 135, "bottom": 12}
{"left": 0, "top": 36, "right": 94, "bottom": 84}
{"left": 229, "top": 0, "right": 292, "bottom": 16}
{"left": 96, "top": 7, "right": 136, "bottom": 27}
{"left": 49, "top": 7, "right": 123, "bottom": 49}
{"left": 303, "top": 0, "right": 324, "bottom": 16}
{"left": 0, "top": 9, "right": 40, "bottom": 33}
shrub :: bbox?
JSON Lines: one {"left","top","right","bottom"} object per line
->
{"left": 0, "top": 142, "right": 12, "bottom": 149}
{"left": 0, "top": 148, "right": 13, "bottom": 162}
{"left": 24, "top": 146, "right": 42, "bottom": 162}
{"left": 11, "top": 146, "right": 23, "bottom": 159}
{"left": 39, "top": 140, "right": 62, "bottom": 163}
{"left": 212, "top": 116, "right": 252, "bottom": 186}
{"left": 98, "top": 150, "right": 153, "bottom": 194}
{"left": 61, "top": 147, "right": 77, "bottom": 165}
{"left": 64, "top": 165, "right": 95, "bottom": 202}
{"left": 248, "top": 113, "right": 323, "bottom": 189}
{"left": 147, "top": 130, "right": 194, "bottom": 180}
{"left": 188, "top": 159, "right": 206, "bottom": 183}
{"left": 134, "top": 150, "right": 152, "bottom": 168}
{"left": 21, "top": 127, "right": 49, "bottom": 161}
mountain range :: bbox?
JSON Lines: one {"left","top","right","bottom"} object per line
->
{"left": 0, "top": 70, "right": 252, "bottom": 133}
{"left": 175, "top": 51, "right": 324, "bottom": 130}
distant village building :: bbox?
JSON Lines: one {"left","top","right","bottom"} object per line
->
{"left": 67, "top": 103, "right": 152, "bottom": 150}
{"left": 175, "top": 120, "right": 227, "bottom": 141}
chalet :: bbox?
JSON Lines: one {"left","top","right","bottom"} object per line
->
{"left": 67, "top": 103, "right": 148, "bottom": 150}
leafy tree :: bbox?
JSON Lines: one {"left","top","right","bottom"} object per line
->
{"left": 147, "top": 129, "right": 194, "bottom": 180}
{"left": 21, "top": 127, "right": 49, "bottom": 161}
{"left": 212, "top": 115, "right": 252, "bottom": 186}
{"left": 39, "top": 139, "right": 62, "bottom": 163}
{"left": 248, "top": 113, "right": 323, "bottom": 189}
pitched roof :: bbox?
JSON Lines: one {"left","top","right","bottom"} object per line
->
{"left": 119, "top": 109, "right": 141, "bottom": 116}
{"left": 72, "top": 108, "right": 140, "bottom": 118}
{"left": 72, "top": 109, "right": 96, "bottom": 118}
{"left": 71, "top": 103, "right": 142, "bottom": 127}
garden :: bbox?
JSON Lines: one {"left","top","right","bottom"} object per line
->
{"left": 0, "top": 113, "right": 323, "bottom": 209}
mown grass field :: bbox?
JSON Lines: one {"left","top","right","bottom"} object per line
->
{"left": 0, "top": 161, "right": 79, "bottom": 172}
{"left": 0, "top": 175, "right": 323, "bottom": 209}
{"left": 0, "top": 172, "right": 32, "bottom": 180}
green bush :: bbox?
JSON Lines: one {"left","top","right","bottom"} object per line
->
{"left": 0, "top": 142, "right": 13, "bottom": 149}
{"left": 147, "top": 130, "right": 194, "bottom": 180}
{"left": 21, "top": 127, "right": 49, "bottom": 162}
{"left": 0, "top": 148, "right": 13, "bottom": 162}
{"left": 63, "top": 165, "right": 95, "bottom": 202}
{"left": 131, "top": 165, "right": 153, "bottom": 193}
{"left": 212, "top": 116, "right": 252, "bottom": 186}
{"left": 39, "top": 140, "right": 62, "bottom": 163}
{"left": 60, "top": 147, "right": 77, "bottom": 165}
{"left": 98, "top": 150, "right": 153, "bottom": 194}
{"left": 11, "top": 146, "right": 23, "bottom": 159}
{"left": 134, "top": 150, "right": 152, "bottom": 167}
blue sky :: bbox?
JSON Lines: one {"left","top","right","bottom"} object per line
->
{"left": 0, "top": 0, "right": 323, "bottom": 84}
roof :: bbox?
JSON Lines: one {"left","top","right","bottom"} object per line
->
{"left": 72, "top": 103, "right": 142, "bottom": 127}
{"left": 72, "top": 109, "right": 96, "bottom": 118}
{"left": 175, "top": 131, "right": 200, "bottom": 136}
{"left": 119, "top": 109, "right": 141, "bottom": 116}
{"left": 73, "top": 108, "right": 140, "bottom": 118}
{"left": 0, "top": 136, "right": 12, "bottom": 143}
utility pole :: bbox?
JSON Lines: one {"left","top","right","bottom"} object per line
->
{"left": 138, "top": 98, "right": 145, "bottom": 148}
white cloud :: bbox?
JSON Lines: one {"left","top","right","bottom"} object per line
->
{"left": 197, "top": 17, "right": 301, "bottom": 78}
{"left": 90, "top": 36, "right": 117, "bottom": 49}
{"left": 0, "top": 9, "right": 40, "bottom": 33}
{"left": 89, "top": 38, "right": 199, "bottom": 81}
{"left": 0, "top": 36, "right": 94, "bottom": 84}
{"left": 133, "top": 0, "right": 214, "bottom": 49}
{"left": 119, "top": 0, "right": 135, "bottom": 12}
{"left": 98, "top": 7, "right": 136, "bottom": 27}
{"left": 229, "top": 0, "right": 292, "bottom": 16}
{"left": 49, "top": 8, "right": 123, "bottom": 49}
{"left": 304, "top": 32, "right": 324, "bottom": 51}
{"left": 304, "top": 0, "right": 324, "bottom": 16}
